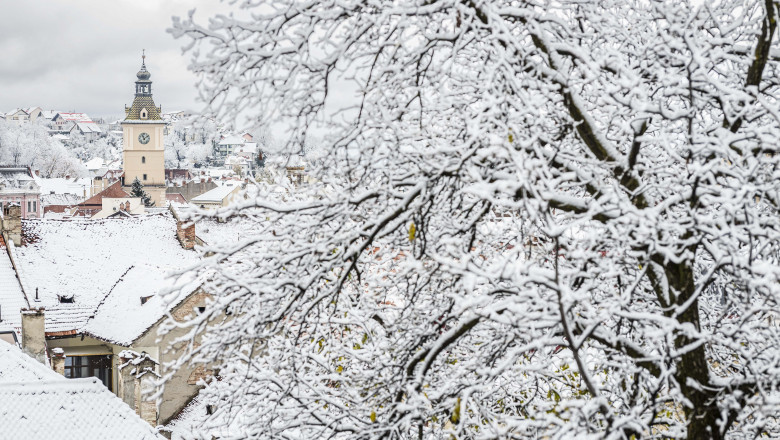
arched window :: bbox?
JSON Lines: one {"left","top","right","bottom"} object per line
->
{"left": 142, "top": 156, "right": 146, "bottom": 164}
{"left": 140, "top": 108, "right": 148, "bottom": 119}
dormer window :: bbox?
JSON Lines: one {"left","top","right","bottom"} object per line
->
{"left": 140, "top": 108, "right": 148, "bottom": 119}
{"left": 58, "top": 295, "right": 74, "bottom": 304}
{"left": 140, "top": 296, "right": 153, "bottom": 305}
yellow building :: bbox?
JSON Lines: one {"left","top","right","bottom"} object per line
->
{"left": 121, "top": 54, "right": 165, "bottom": 206}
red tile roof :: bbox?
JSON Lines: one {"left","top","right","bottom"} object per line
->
{"left": 79, "top": 180, "right": 129, "bottom": 207}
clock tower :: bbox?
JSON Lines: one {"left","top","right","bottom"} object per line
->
{"left": 121, "top": 52, "right": 165, "bottom": 206}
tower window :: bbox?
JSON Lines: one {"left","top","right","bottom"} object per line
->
{"left": 143, "top": 174, "right": 147, "bottom": 181}
{"left": 140, "top": 108, "right": 148, "bottom": 119}
{"left": 142, "top": 156, "right": 146, "bottom": 164}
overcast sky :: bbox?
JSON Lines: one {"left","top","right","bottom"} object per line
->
{"left": 0, "top": 0, "right": 226, "bottom": 120}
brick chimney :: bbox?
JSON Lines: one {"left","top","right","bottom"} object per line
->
{"left": 21, "top": 308, "right": 46, "bottom": 364}
{"left": 176, "top": 220, "right": 195, "bottom": 250}
{"left": 118, "top": 350, "right": 159, "bottom": 426}
{"left": 169, "top": 205, "right": 196, "bottom": 250}
{"left": 2, "top": 203, "right": 22, "bottom": 246}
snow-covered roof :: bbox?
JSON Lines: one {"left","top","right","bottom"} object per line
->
{"left": 196, "top": 217, "right": 263, "bottom": 246}
{"left": 191, "top": 184, "right": 240, "bottom": 203}
{"left": 82, "top": 265, "right": 203, "bottom": 345}
{"left": 71, "top": 121, "right": 102, "bottom": 134}
{"left": 5, "top": 108, "right": 28, "bottom": 117}
{"left": 206, "top": 168, "right": 235, "bottom": 179}
{"left": 55, "top": 112, "right": 92, "bottom": 123}
{"left": 35, "top": 176, "right": 90, "bottom": 196}
{"left": 85, "top": 157, "right": 105, "bottom": 170}
{"left": 1, "top": 341, "right": 163, "bottom": 438}
{"left": 0, "top": 340, "right": 62, "bottom": 382}
{"left": 0, "top": 167, "right": 37, "bottom": 193}
{"left": 0, "top": 246, "right": 28, "bottom": 339}
{"left": 12, "top": 214, "right": 198, "bottom": 331}
{"left": 0, "top": 378, "right": 164, "bottom": 439}
{"left": 51, "top": 133, "right": 69, "bottom": 141}
{"left": 44, "top": 306, "right": 97, "bottom": 334}
{"left": 40, "top": 110, "right": 58, "bottom": 120}
{"left": 218, "top": 135, "right": 244, "bottom": 145}
{"left": 235, "top": 142, "right": 258, "bottom": 154}
{"left": 40, "top": 193, "right": 82, "bottom": 207}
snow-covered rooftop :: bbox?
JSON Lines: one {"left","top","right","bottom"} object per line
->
{"left": 191, "top": 184, "right": 240, "bottom": 203}
{"left": 72, "top": 121, "right": 102, "bottom": 134}
{"left": 55, "top": 112, "right": 92, "bottom": 123}
{"left": 82, "top": 265, "right": 203, "bottom": 345}
{"left": 36, "top": 176, "right": 90, "bottom": 196}
{"left": 0, "top": 377, "right": 164, "bottom": 439}
{"left": 196, "top": 217, "right": 263, "bottom": 246}
{"left": 235, "top": 142, "right": 258, "bottom": 154}
{"left": 0, "top": 246, "right": 28, "bottom": 339}
{"left": 0, "top": 340, "right": 59, "bottom": 383}
{"left": 12, "top": 214, "right": 198, "bottom": 331}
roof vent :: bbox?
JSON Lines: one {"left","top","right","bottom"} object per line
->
{"left": 140, "top": 296, "right": 153, "bottom": 305}
{"left": 58, "top": 295, "right": 74, "bottom": 304}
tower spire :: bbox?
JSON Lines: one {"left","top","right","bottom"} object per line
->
{"left": 142, "top": 49, "right": 146, "bottom": 67}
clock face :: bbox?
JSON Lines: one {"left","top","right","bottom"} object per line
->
{"left": 138, "top": 132, "right": 150, "bottom": 144}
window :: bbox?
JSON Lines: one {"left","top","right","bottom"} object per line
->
{"left": 32, "top": 201, "right": 36, "bottom": 213}
{"left": 143, "top": 174, "right": 147, "bottom": 181}
{"left": 64, "top": 355, "right": 112, "bottom": 389}
{"left": 142, "top": 156, "right": 146, "bottom": 164}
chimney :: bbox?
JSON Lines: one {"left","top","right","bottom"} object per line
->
{"left": 51, "top": 347, "right": 65, "bottom": 375}
{"left": 176, "top": 219, "right": 196, "bottom": 250}
{"left": 118, "top": 350, "right": 159, "bottom": 426}
{"left": 2, "top": 204, "right": 22, "bottom": 246}
{"left": 21, "top": 308, "right": 46, "bottom": 364}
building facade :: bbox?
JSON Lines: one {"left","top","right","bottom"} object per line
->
{"left": 121, "top": 54, "right": 165, "bottom": 206}
{"left": 0, "top": 167, "right": 41, "bottom": 219}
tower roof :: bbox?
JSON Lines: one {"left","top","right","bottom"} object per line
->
{"left": 124, "top": 51, "right": 162, "bottom": 122}
{"left": 136, "top": 51, "right": 151, "bottom": 81}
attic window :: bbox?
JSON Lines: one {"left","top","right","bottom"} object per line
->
{"left": 58, "top": 295, "right": 74, "bottom": 304}
{"left": 197, "top": 307, "right": 206, "bottom": 314}
{"left": 140, "top": 108, "right": 148, "bottom": 119}
{"left": 140, "top": 296, "right": 153, "bottom": 305}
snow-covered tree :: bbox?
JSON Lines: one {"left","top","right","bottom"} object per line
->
{"left": 0, "top": 121, "right": 84, "bottom": 177}
{"left": 166, "top": 1, "right": 780, "bottom": 439}
{"left": 130, "top": 177, "right": 154, "bottom": 207}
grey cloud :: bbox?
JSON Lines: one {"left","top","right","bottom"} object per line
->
{"left": 0, "top": 0, "right": 223, "bottom": 117}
